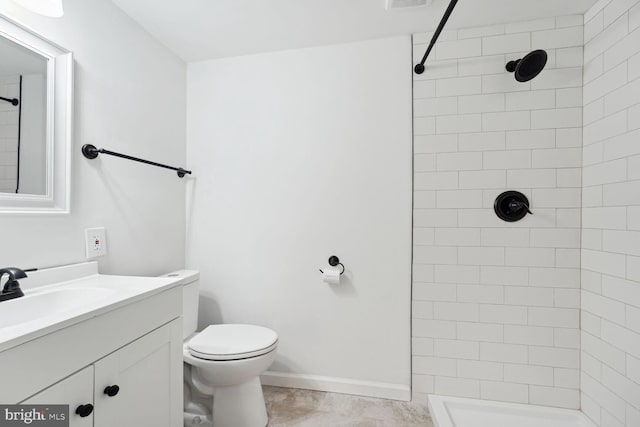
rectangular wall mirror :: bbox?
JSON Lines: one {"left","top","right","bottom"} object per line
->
{"left": 0, "top": 15, "right": 72, "bottom": 214}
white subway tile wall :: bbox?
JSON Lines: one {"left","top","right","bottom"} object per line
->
{"left": 581, "top": 0, "right": 640, "bottom": 426}
{"left": 0, "top": 75, "right": 20, "bottom": 193}
{"left": 412, "top": 15, "right": 583, "bottom": 408}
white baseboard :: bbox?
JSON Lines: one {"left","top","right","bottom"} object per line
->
{"left": 261, "top": 371, "right": 411, "bottom": 401}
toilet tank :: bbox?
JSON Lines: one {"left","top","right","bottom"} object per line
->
{"left": 161, "top": 270, "right": 200, "bottom": 339}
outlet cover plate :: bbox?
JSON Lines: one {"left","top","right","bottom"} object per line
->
{"left": 85, "top": 227, "right": 107, "bottom": 258}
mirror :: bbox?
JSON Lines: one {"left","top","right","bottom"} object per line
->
{"left": 0, "top": 36, "right": 47, "bottom": 195}
{"left": 0, "top": 15, "right": 72, "bottom": 213}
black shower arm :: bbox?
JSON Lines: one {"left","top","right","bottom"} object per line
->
{"left": 414, "top": 0, "right": 459, "bottom": 75}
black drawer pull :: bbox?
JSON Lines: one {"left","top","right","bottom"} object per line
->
{"left": 104, "top": 385, "right": 120, "bottom": 397}
{"left": 75, "top": 404, "right": 93, "bottom": 417}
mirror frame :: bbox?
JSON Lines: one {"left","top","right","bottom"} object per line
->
{"left": 0, "top": 15, "right": 72, "bottom": 214}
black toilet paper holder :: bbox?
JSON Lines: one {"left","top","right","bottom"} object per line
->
{"left": 319, "top": 256, "right": 345, "bottom": 275}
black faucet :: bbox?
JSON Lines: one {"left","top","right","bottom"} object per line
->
{"left": 0, "top": 267, "right": 27, "bottom": 302}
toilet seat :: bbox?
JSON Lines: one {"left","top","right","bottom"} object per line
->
{"left": 187, "top": 324, "right": 278, "bottom": 361}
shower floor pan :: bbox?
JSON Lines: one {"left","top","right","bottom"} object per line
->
{"left": 429, "top": 395, "right": 596, "bottom": 427}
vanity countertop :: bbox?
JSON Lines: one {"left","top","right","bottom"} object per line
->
{"left": 0, "top": 262, "right": 183, "bottom": 353}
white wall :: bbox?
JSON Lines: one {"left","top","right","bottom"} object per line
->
{"left": 186, "top": 37, "right": 413, "bottom": 399}
{"left": 0, "top": 0, "right": 186, "bottom": 275}
{"left": 411, "top": 16, "right": 585, "bottom": 408}
{"left": 581, "top": 1, "right": 640, "bottom": 426}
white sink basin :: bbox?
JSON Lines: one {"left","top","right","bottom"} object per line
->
{"left": 0, "top": 287, "right": 117, "bottom": 328}
{"left": 0, "top": 262, "right": 182, "bottom": 352}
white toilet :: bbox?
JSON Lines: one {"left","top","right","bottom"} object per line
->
{"left": 165, "top": 270, "right": 278, "bottom": 427}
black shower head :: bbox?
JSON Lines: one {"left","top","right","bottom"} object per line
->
{"left": 506, "top": 49, "right": 548, "bottom": 82}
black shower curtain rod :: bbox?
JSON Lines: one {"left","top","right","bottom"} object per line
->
{"left": 0, "top": 96, "right": 19, "bottom": 106}
{"left": 414, "top": 0, "right": 459, "bottom": 75}
{"left": 81, "top": 144, "right": 192, "bottom": 178}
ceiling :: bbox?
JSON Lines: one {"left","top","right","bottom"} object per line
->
{"left": 111, "top": 0, "right": 598, "bottom": 62}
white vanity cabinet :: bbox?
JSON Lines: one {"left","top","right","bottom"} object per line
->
{"left": 1, "top": 283, "right": 183, "bottom": 427}
{"left": 93, "top": 321, "right": 181, "bottom": 427}
{"left": 23, "top": 366, "right": 95, "bottom": 427}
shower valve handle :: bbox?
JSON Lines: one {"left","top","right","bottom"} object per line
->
{"left": 508, "top": 200, "right": 532, "bottom": 215}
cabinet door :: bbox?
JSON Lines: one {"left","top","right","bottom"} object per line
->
{"left": 22, "top": 366, "right": 94, "bottom": 427}
{"left": 94, "top": 320, "right": 182, "bottom": 427}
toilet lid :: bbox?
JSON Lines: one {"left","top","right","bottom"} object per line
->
{"left": 187, "top": 324, "right": 278, "bottom": 361}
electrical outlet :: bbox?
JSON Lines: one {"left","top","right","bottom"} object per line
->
{"left": 85, "top": 227, "right": 107, "bottom": 258}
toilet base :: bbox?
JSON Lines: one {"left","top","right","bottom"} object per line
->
{"left": 212, "top": 377, "right": 268, "bottom": 427}
{"left": 183, "top": 333, "right": 277, "bottom": 427}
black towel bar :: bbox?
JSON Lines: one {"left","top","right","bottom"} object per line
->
{"left": 82, "top": 144, "right": 192, "bottom": 178}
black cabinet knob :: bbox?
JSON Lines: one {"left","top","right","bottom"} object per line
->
{"left": 104, "top": 385, "right": 120, "bottom": 397}
{"left": 75, "top": 404, "right": 93, "bottom": 417}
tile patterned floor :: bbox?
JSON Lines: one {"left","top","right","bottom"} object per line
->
{"left": 264, "top": 386, "right": 434, "bottom": 427}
